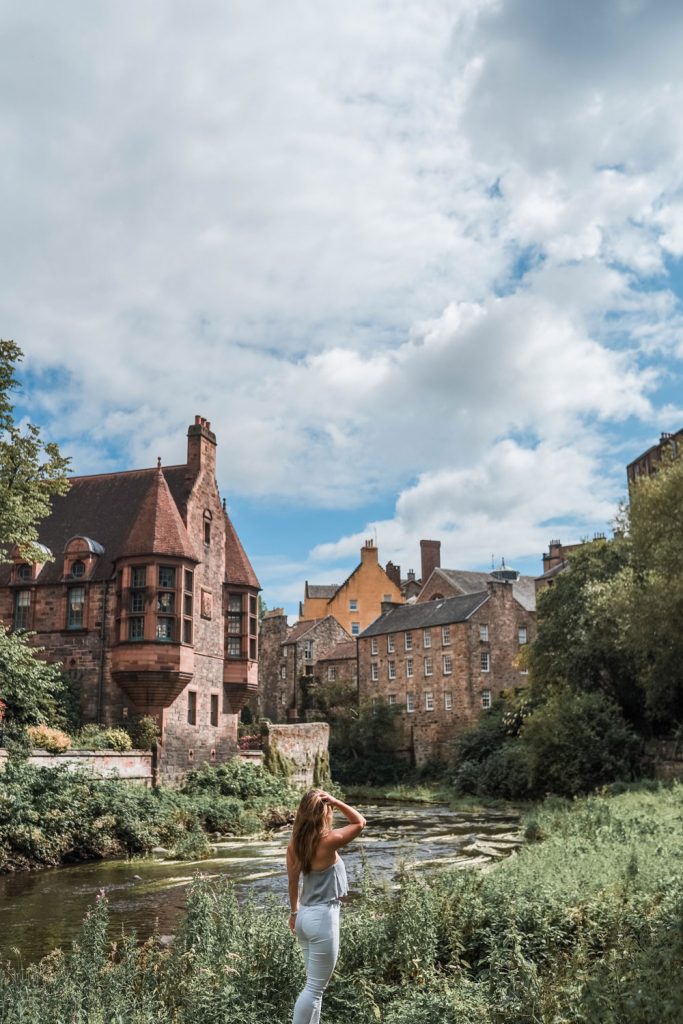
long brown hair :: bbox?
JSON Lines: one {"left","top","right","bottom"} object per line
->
{"left": 291, "top": 789, "right": 332, "bottom": 873}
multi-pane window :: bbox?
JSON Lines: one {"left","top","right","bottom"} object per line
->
{"left": 387, "top": 634, "right": 395, "bottom": 653}
{"left": 481, "top": 689, "right": 492, "bottom": 709}
{"left": 16, "top": 563, "right": 32, "bottom": 582}
{"left": 187, "top": 690, "right": 197, "bottom": 725}
{"left": 443, "top": 654, "right": 452, "bottom": 674}
{"left": 371, "top": 663, "right": 379, "bottom": 681}
{"left": 351, "top": 622, "right": 360, "bottom": 636}
{"left": 370, "top": 637, "right": 378, "bottom": 655}
{"left": 183, "top": 570, "right": 193, "bottom": 644}
{"left": 131, "top": 565, "right": 147, "bottom": 589}
{"left": 280, "top": 666, "right": 287, "bottom": 679}
{"left": 406, "top": 692, "right": 415, "bottom": 713}
{"left": 303, "top": 639, "right": 313, "bottom": 659}
{"left": 128, "top": 616, "right": 144, "bottom": 641}
{"left": 424, "top": 656, "right": 433, "bottom": 677}
{"left": 406, "top": 657, "right": 414, "bottom": 678}
{"left": 388, "top": 660, "right": 396, "bottom": 680}
{"left": 130, "top": 587, "right": 145, "bottom": 613}
{"left": 328, "top": 665, "right": 336, "bottom": 681}
{"left": 423, "top": 629, "right": 431, "bottom": 648}
{"left": 518, "top": 626, "right": 528, "bottom": 645}
{"left": 156, "top": 617, "right": 174, "bottom": 641}
{"left": 404, "top": 631, "right": 413, "bottom": 651}
{"left": 158, "top": 566, "right": 176, "bottom": 590}
{"left": 210, "top": 693, "right": 219, "bottom": 727}
{"left": 227, "top": 593, "right": 243, "bottom": 635}
{"left": 444, "top": 691, "right": 453, "bottom": 711}
{"left": 227, "top": 637, "right": 241, "bottom": 657}
{"left": 349, "top": 599, "right": 358, "bottom": 611}
{"left": 156, "top": 567, "right": 176, "bottom": 641}
{"left": 481, "top": 652, "right": 490, "bottom": 673}
{"left": 388, "top": 694, "right": 397, "bottom": 705}
{"left": 249, "top": 595, "right": 258, "bottom": 660}
{"left": 67, "top": 586, "right": 85, "bottom": 629}
{"left": 13, "top": 590, "right": 31, "bottom": 630}
{"left": 425, "top": 691, "right": 434, "bottom": 711}
{"left": 441, "top": 625, "right": 451, "bottom": 645}
{"left": 479, "top": 624, "right": 489, "bottom": 642}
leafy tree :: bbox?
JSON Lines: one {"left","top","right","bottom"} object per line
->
{"left": 0, "top": 341, "right": 71, "bottom": 750}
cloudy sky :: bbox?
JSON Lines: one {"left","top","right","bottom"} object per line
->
{"left": 2, "top": 0, "right": 682, "bottom": 615}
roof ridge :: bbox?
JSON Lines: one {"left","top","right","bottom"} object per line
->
{"left": 69, "top": 464, "right": 186, "bottom": 483}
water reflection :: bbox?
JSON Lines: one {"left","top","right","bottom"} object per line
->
{"left": 0, "top": 802, "right": 521, "bottom": 964}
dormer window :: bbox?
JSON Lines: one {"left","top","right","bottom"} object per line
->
{"left": 71, "top": 560, "right": 86, "bottom": 578}
{"left": 16, "top": 563, "right": 32, "bottom": 582}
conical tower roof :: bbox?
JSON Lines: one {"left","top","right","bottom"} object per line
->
{"left": 120, "top": 466, "right": 199, "bottom": 561}
{"left": 224, "top": 509, "right": 260, "bottom": 588}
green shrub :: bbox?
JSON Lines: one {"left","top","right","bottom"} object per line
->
{"left": 26, "top": 724, "right": 71, "bottom": 753}
{"left": 73, "top": 724, "right": 133, "bottom": 751}
{"left": 128, "top": 714, "right": 160, "bottom": 750}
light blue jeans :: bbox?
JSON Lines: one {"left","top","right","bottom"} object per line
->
{"left": 292, "top": 900, "right": 341, "bottom": 1024}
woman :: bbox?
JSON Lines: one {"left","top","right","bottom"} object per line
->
{"left": 287, "top": 789, "right": 366, "bottom": 1024}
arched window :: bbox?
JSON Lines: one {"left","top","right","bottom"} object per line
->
{"left": 71, "top": 560, "right": 86, "bottom": 578}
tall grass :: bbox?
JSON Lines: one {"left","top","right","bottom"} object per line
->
{"left": 1, "top": 783, "right": 681, "bottom": 1022}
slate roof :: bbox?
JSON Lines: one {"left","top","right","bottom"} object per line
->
{"left": 428, "top": 568, "right": 536, "bottom": 612}
{"left": 316, "top": 640, "right": 357, "bottom": 662}
{"left": 360, "top": 591, "right": 489, "bottom": 637}
{"left": 285, "top": 619, "right": 322, "bottom": 643}
{"left": 534, "top": 561, "right": 568, "bottom": 582}
{"left": 305, "top": 583, "right": 340, "bottom": 600}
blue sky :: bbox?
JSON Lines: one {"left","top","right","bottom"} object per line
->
{"left": 2, "top": 0, "right": 682, "bottom": 617}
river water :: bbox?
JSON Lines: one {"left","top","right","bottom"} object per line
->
{"left": 0, "top": 802, "right": 522, "bottom": 965}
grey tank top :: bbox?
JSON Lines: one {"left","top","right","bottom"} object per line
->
{"left": 300, "top": 857, "right": 348, "bottom": 906}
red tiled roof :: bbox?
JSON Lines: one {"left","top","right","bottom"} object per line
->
{"left": 224, "top": 511, "right": 260, "bottom": 589}
{"left": 285, "top": 619, "right": 321, "bottom": 643}
{"left": 120, "top": 466, "right": 198, "bottom": 561}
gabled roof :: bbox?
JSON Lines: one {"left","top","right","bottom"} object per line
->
{"left": 534, "top": 561, "right": 568, "bottom": 582}
{"left": 120, "top": 467, "right": 198, "bottom": 561}
{"left": 316, "top": 640, "right": 357, "bottom": 662}
{"left": 425, "top": 567, "right": 536, "bottom": 612}
{"left": 224, "top": 511, "right": 260, "bottom": 589}
{"left": 285, "top": 619, "right": 322, "bottom": 643}
{"left": 360, "top": 592, "right": 489, "bottom": 637}
{"left": 305, "top": 583, "right": 340, "bottom": 600}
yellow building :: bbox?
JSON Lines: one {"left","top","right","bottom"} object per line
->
{"left": 300, "top": 540, "right": 404, "bottom": 635}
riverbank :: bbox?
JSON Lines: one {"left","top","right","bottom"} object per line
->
{"left": 343, "top": 780, "right": 522, "bottom": 813}
{"left": 2, "top": 781, "right": 680, "bottom": 1022}
{"left": 0, "top": 758, "right": 299, "bottom": 873}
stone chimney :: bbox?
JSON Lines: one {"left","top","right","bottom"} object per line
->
{"left": 420, "top": 539, "right": 441, "bottom": 584}
{"left": 542, "top": 539, "right": 564, "bottom": 574}
{"left": 360, "top": 539, "right": 379, "bottom": 565}
{"left": 385, "top": 560, "right": 401, "bottom": 588}
{"left": 187, "top": 415, "right": 217, "bottom": 479}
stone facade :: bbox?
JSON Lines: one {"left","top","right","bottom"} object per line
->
{"left": 0, "top": 417, "right": 260, "bottom": 785}
{"left": 358, "top": 581, "right": 535, "bottom": 766}
{"left": 258, "top": 614, "right": 350, "bottom": 722}
{"left": 0, "top": 748, "right": 153, "bottom": 786}
{"left": 300, "top": 541, "right": 403, "bottom": 635}
{"left": 626, "top": 427, "right": 683, "bottom": 486}
{"left": 265, "top": 722, "right": 330, "bottom": 788}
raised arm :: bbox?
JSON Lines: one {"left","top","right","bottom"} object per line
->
{"left": 320, "top": 791, "right": 367, "bottom": 849}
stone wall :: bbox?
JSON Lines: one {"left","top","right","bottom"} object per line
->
{"left": 264, "top": 722, "right": 330, "bottom": 788}
{"left": 0, "top": 748, "right": 153, "bottom": 786}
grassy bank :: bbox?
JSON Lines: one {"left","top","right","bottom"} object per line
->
{"left": 2, "top": 782, "right": 681, "bottom": 1022}
{"left": 0, "top": 759, "right": 298, "bottom": 873}
{"left": 343, "top": 780, "right": 520, "bottom": 813}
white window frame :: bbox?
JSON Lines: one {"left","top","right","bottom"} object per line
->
{"left": 303, "top": 640, "right": 313, "bottom": 660}
{"left": 479, "top": 624, "right": 489, "bottom": 642}
{"left": 404, "top": 630, "right": 413, "bottom": 651}
{"left": 388, "top": 693, "right": 397, "bottom": 706}
{"left": 387, "top": 634, "right": 395, "bottom": 653}
{"left": 481, "top": 651, "right": 490, "bottom": 673}
{"left": 423, "top": 628, "right": 431, "bottom": 649}
{"left": 280, "top": 666, "right": 286, "bottom": 679}
{"left": 388, "top": 660, "right": 396, "bottom": 680}
{"left": 444, "top": 691, "right": 452, "bottom": 711}
{"left": 328, "top": 665, "right": 336, "bottom": 681}
{"left": 406, "top": 657, "right": 414, "bottom": 678}
{"left": 481, "top": 689, "right": 492, "bottom": 709}
{"left": 349, "top": 598, "right": 358, "bottom": 611}
{"left": 371, "top": 663, "right": 379, "bottom": 681}
{"left": 441, "top": 625, "right": 451, "bottom": 646}
{"left": 424, "top": 691, "right": 434, "bottom": 711}
{"left": 424, "top": 656, "right": 433, "bottom": 677}
{"left": 406, "top": 692, "right": 415, "bottom": 713}
{"left": 351, "top": 622, "right": 360, "bottom": 636}
{"left": 518, "top": 626, "right": 528, "bottom": 645}
{"left": 371, "top": 637, "right": 378, "bottom": 655}
{"left": 443, "top": 654, "right": 452, "bottom": 675}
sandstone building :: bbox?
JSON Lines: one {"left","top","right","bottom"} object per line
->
{"left": 0, "top": 417, "right": 260, "bottom": 783}
{"left": 300, "top": 540, "right": 403, "bottom": 635}
{"left": 257, "top": 611, "right": 350, "bottom": 722}
{"left": 358, "top": 576, "right": 535, "bottom": 765}
{"left": 627, "top": 428, "right": 683, "bottom": 486}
